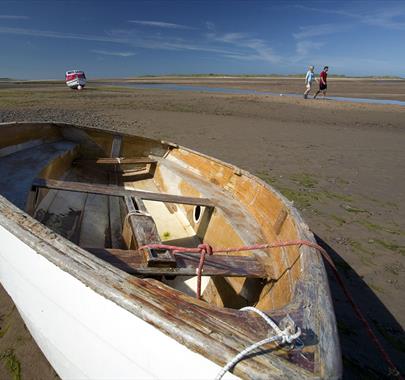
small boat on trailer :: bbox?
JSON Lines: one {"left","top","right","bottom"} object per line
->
{"left": 0, "top": 122, "right": 341, "bottom": 379}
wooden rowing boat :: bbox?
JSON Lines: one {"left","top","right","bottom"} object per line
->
{"left": 0, "top": 122, "right": 341, "bottom": 379}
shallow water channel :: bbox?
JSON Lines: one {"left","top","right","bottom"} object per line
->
{"left": 104, "top": 82, "right": 405, "bottom": 106}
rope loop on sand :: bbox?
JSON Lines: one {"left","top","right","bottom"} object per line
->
{"left": 215, "top": 307, "right": 301, "bottom": 380}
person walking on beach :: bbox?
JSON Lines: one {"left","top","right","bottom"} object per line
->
{"left": 304, "top": 65, "right": 316, "bottom": 99}
{"left": 314, "top": 66, "right": 329, "bottom": 99}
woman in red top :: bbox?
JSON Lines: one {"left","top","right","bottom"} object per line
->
{"left": 314, "top": 66, "right": 329, "bottom": 99}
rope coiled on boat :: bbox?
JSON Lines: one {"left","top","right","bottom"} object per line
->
{"left": 215, "top": 307, "right": 301, "bottom": 380}
{"left": 139, "top": 240, "right": 403, "bottom": 378}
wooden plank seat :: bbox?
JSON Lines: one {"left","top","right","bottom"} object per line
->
{"left": 73, "top": 157, "right": 156, "bottom": 172}
{"left": 85, "top": 248, "right": 267, "bottom": 278}
{"left": 76, "top": 157, "right": 157, "bottom": 165}
{"left": 31, "top": 178, "right": 215, "bottom": 207}
{"left": 73, "top": 157, "right": 157, "bottom": 180}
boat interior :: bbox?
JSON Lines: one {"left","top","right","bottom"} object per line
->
{"left": 0, "top": 122, "right": 307, "bottom": 310}
{"left": 0, "top": 123, "right": 338, "bottom": 377}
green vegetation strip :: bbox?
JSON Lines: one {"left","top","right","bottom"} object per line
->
{"left": 375, "top": 240, "right": 405, "bottom": 255}
{"left": 0, "top": 349, "right": 21, "bottom": 380}
{"left": 256, "top": 171, "right": 358, "bottom": 209}
{"left": 0, "top": 324, "right": 10, "bottom": 338}
{"left": 356, "top": 220, "right": 404, "bottom": 236}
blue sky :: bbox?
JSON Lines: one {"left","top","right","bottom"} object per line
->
{"left": 1, "top": 0, "right": 404, "bottom": 79}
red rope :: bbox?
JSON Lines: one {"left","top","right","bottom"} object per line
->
{"left": 195, "top": 243, "right": 213, "bottom": 300}
{"left": 139, "top": 240, "right": 402, "bottom": 378}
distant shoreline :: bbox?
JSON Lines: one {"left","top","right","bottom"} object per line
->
{"left": 1, "top": 74, "right": 404, "bottom": 82}
{"left": 2, "top": 76, "right": 405, "bottom": 102}
{"left": 131, "top": 74, "right": 405, "bottom": 80}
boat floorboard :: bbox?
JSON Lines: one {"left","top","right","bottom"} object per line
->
{"left": 36, "top": 166, "right": 115, "bottom": 248}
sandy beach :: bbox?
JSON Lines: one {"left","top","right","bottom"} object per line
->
{"left": 0, "top": 77, "right": 404, "bottom": 379}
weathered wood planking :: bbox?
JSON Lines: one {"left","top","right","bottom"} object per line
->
{"left": 0, "top": 122, "right": 61, "bottom": 150}
{"left": 108, "top": 135, "right": 125, "bottom": 248}
{"left": 0, "top": 137, "right": 59, "bottom": 158}
{"left": 85, "top": 248, "right": 267, "bottom": 278}
{"left": 167, "top": 147, "right": 299, "bottom": 310}
{"left": 32, "top": 178, "right": 215, "bottom": 207}
{"left": 74, "top": 155, "right": 157, "bottom": 181}
{"left": 125, "top": 197, "right": 175, "bottom": 267}
{"left": 76, "top": 157, "right": 157, "bottom": 165}
{"left": 79, "top": 193, "right": 110, "bottom": 248}
{"left": 35, "top": 166, "right": 110, "bottom": 246}
{"left": 110, "top": 135, "right": 123, "bottom": 158}
{"left": 38, "top": 183, "right": 88, "bottom": 244}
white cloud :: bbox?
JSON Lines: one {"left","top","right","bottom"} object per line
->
{"left": 205, "top": 21, "right": 215, "bottom": 31}
{"left": 0, "top": 26, "right": 237, "bottom": 56}
{"left": 308, "top": 55, "right": 404, "bottom": 75}
{"left": 107, "top": 29, "right": 239, "bottom": 55}
{"left": 207, "top": 32, "right": 281, "bottom": 63}
{"left": 0, "top": 24, "right": 279, "bottom": 64}
{"left": 361, "top": 8, "right": 405, "bottom": 30}
{"left": 295, "top": 4, "right": 405, "bottom": 31}
{"left": 0, "top": 15, "right": 29, "bottom": 19}
{"left": 128, "top": 20, "right": 192, "bottom": 29}
{"left": 91, "top": 50, "right": 135, "bottom": 57}
{"left": 0, "top": 27, "right": 128, "bottom": 43}
{"left": 293, "top": 24, "right": 350, "bottom": 39}
{"left": 295, "top": 40, "right": 324, "bottom": 57}
{"left": 293, "top": 5, "right": 353, "bottom": 18}
{"left": 213, "top": 32, "right": 249, "bottom": 43}
{"left": 292, "top": 24, "right": 349, "bottom": 62}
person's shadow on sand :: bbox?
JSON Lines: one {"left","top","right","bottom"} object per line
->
{"left": 315, "top": 234, "right": 405, "bottom": 379}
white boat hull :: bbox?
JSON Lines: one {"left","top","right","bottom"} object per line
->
{"left": 0, "top": 223, "right": 237, "bottom": 379}
{"left": 66, "top": 78, "right": 86, "bottom": 89}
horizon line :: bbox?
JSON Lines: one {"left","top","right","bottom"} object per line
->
{"left": 1, "top": 73, "right": 404, "bottom": 81}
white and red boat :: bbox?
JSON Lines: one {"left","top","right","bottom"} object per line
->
{"left": 65, "top": 70, "right": 86, "bottom": 90}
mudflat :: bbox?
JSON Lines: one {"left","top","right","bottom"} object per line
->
{"left": 0, "top": 78, "right": 404, "bottom": 379}
{"left": 110, "top": 76, "right": 405, "bottom": 101}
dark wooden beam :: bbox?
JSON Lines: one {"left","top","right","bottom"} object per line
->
{"left": 123, "top": 197, "right": 176, "bottom": 267}
{"left": 108, "top": 135, "right": 125, "bottom": 249}
{"left": 110, "top": 135, "right": 123, "bottom": 158}
{"left": 32, "top": 178, "right": 215, "bottom": 207}
{"left": 75, "top": 157, "right": 157, "bottom": 165}
{"left": 102, "top": 157, "right": 157, "bottom": 164}
{"left": 85, "top": 248, "right": 267, "bottom": 278}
